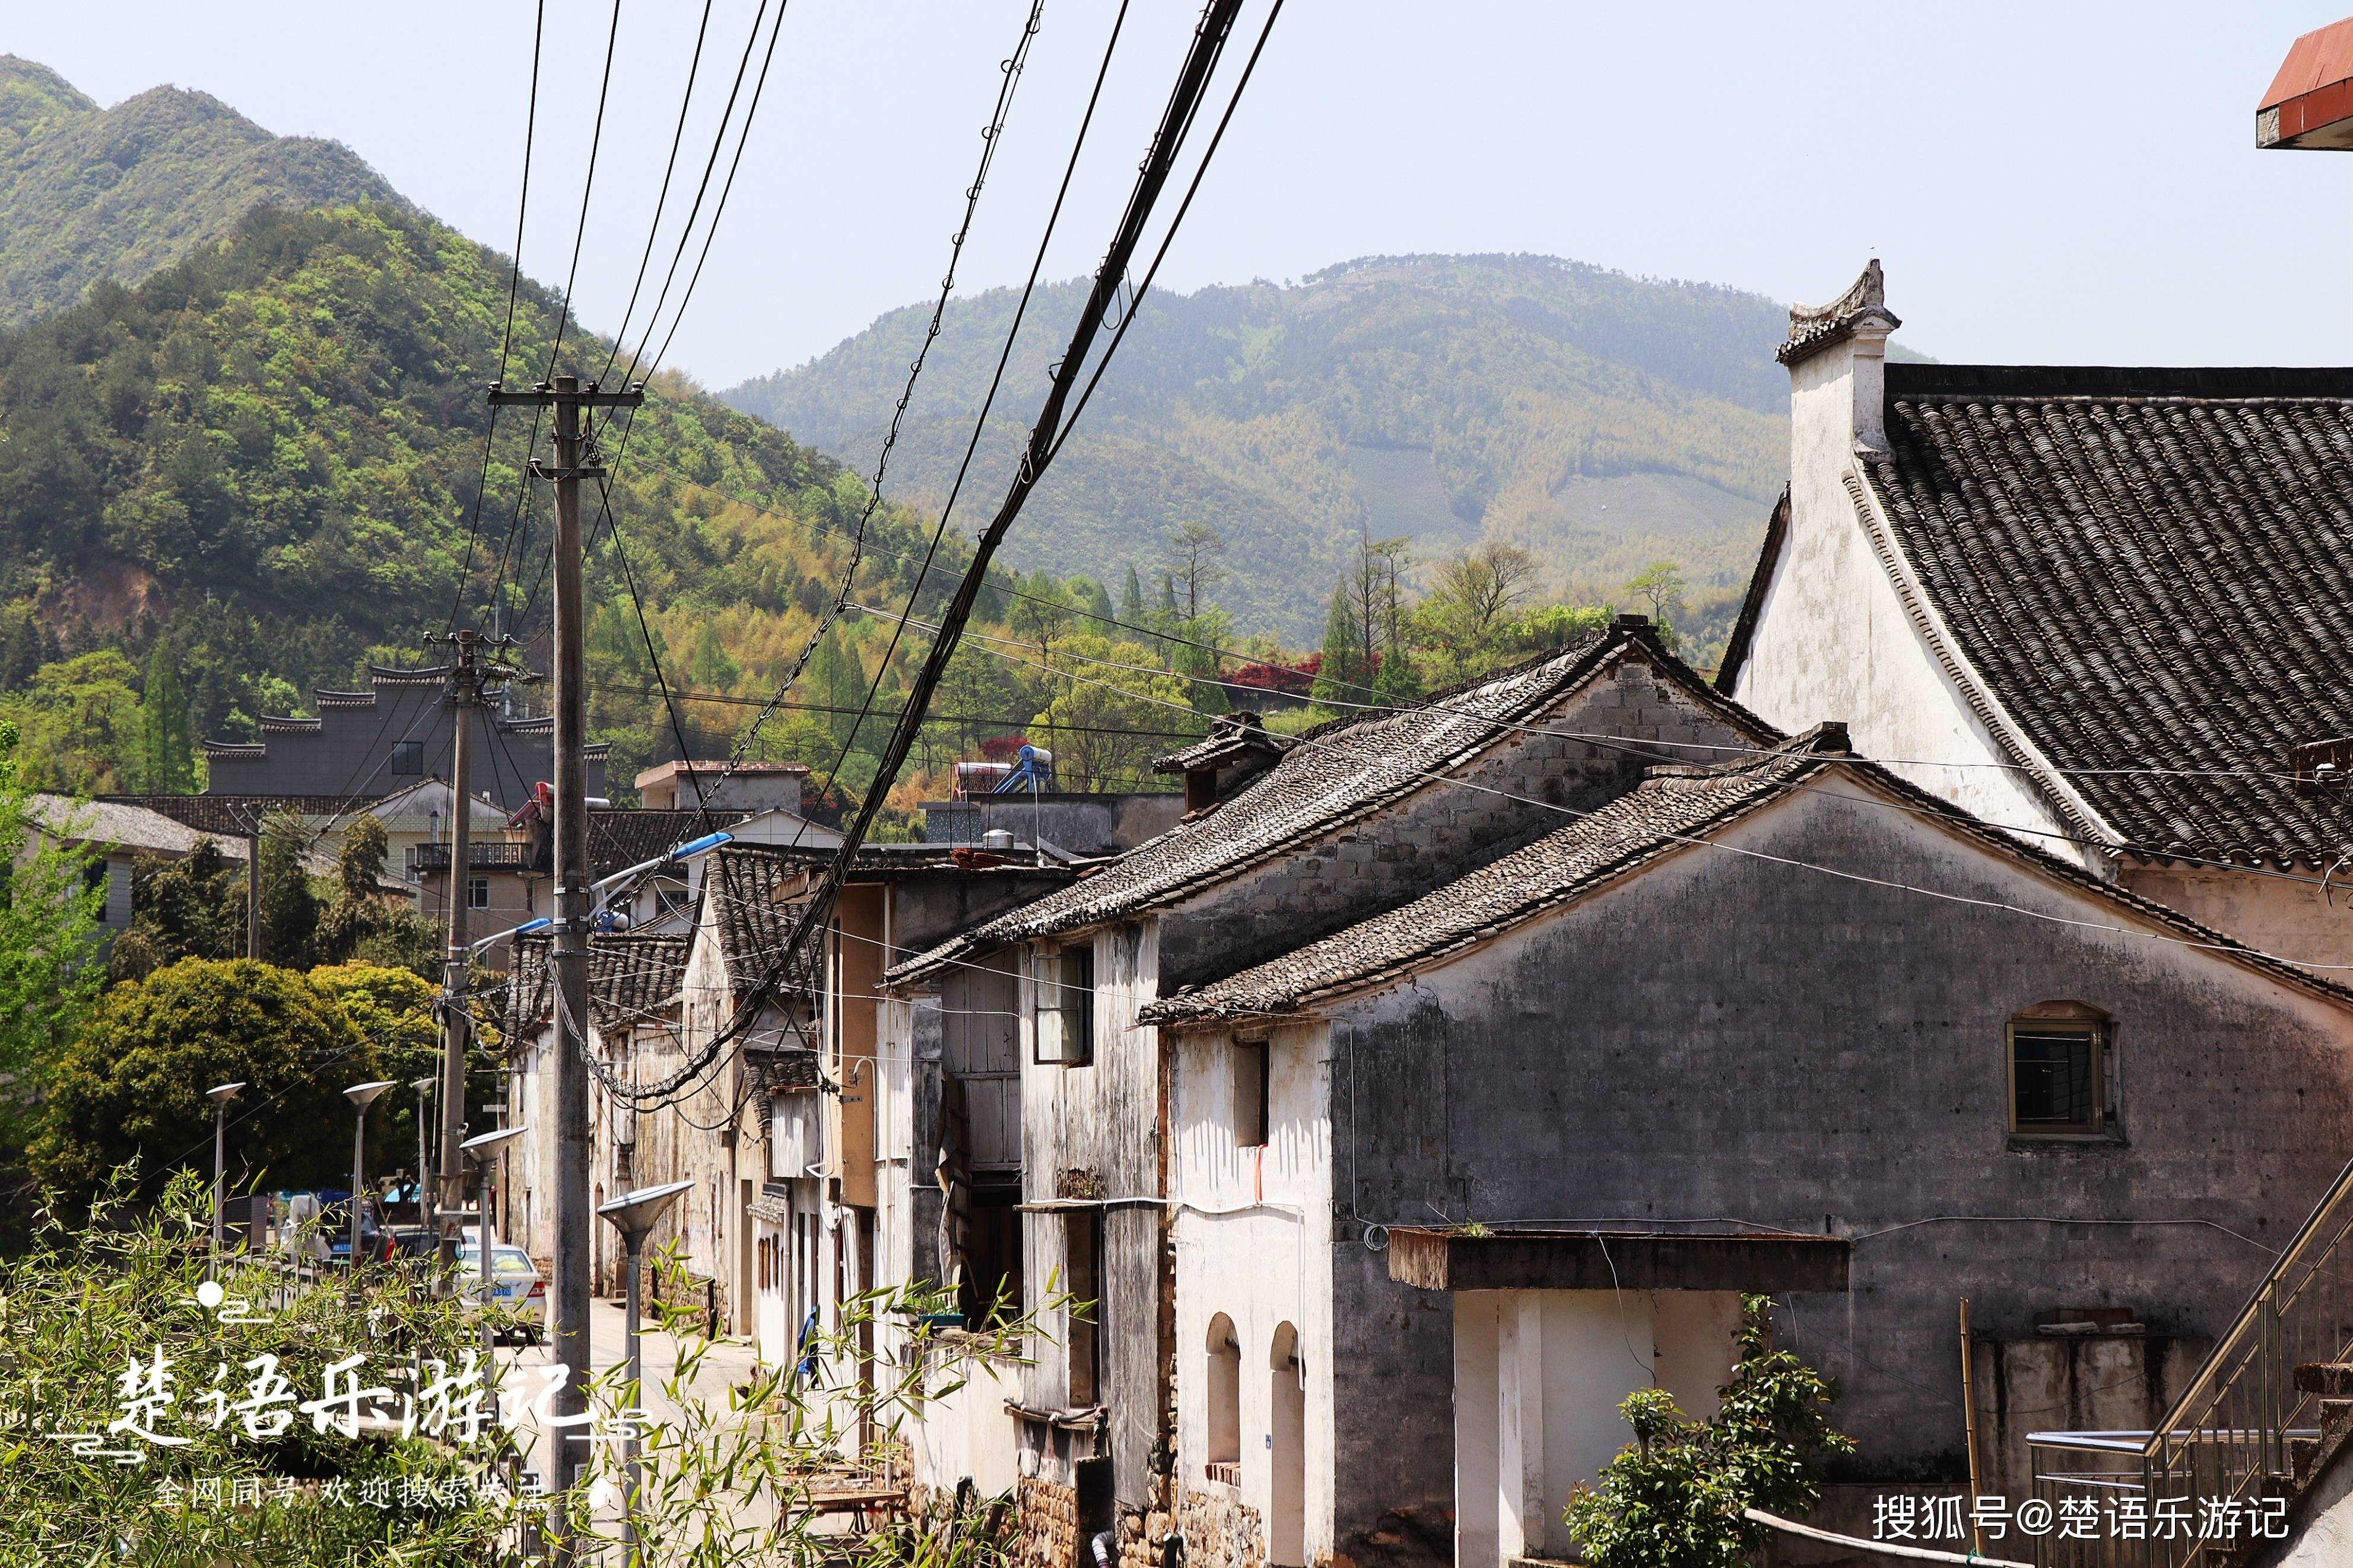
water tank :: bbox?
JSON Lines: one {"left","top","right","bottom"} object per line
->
{"left": 981, "top": 828, "right": 1016, "bottom": 851}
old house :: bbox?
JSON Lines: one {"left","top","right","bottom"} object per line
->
{"left": 882, "top": 622, "right": 1779, "bottom": 1567}
{"left": 1133, "top": 725, "right": 2353, "bottom": 1562}
{"left": 1718, "top": 260, "right": 2353, "bottom": 971}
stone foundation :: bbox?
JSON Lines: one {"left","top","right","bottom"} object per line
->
{"left": 1170, "top": 1485, "right": 1265, "bottom": 1568}
{"left": 1018, "top": 1475, "right": 1080, "bottom": 1568}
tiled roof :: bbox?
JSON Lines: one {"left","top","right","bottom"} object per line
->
{"left": 586, "top": 808, "right": 744, "bottom": 878}
{"left": 506, "top": 932, "right": 694, "bottom": 1036}
{"left": 891, "top": 623, "right": 1773, "bottom": 982}
{"left": 1142, "top": 729, "right": 2353, "bottom": 1026}
{"left": 707, "top": 845, "right": 822, "bottom": 995}
{"left": 1859, "top": 364, "right": 2353, "bottom": 864}
{"left": 1151, "top": 711, "right": 1293, "bottom": 774}
{"left": 36, "top": 796, "right": 253, "bottom": 859}
{"left": 102, "top": 794, "right": 381, "bottom": 835}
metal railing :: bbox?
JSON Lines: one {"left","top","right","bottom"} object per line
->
{"left": 2027, "top": 1153, "right": 2353, "bottom": 1566}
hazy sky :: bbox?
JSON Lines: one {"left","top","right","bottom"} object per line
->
{"left": 9, "top": 2, "right": 2353, "bottom": 389}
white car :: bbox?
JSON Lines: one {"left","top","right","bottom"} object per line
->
{"left": 456, "top": 1243, "right": 545, "bottom": 1343}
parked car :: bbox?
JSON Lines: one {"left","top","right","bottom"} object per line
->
{"left": 456, "top": 1243, "right": 545, "bottom": 1344}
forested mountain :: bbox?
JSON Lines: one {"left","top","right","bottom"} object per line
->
{"left": 0, "top": 56, "right": 396, "bottom": 329}
{"left": 724, "top": 255, "right": 1878, "bottom": 644}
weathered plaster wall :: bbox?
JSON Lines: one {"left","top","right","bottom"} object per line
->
{"left": 2120, "top": 861, "right": 2353, "bottom": 976}
{"left": 1732, "top": 336, "right": 2090, "bottom": 867}
{"left": 1158, "top": 651, "right": 1771, "bottom": 989}
{"left": 1170, "top": 1020, "right": 1333, "bottom": 1568}
{"left": 1325, "top": 783, "right": 2353, "bottom": 1540}
{"left": 1020, "top": 919, "right": 1169, "bottom": 1510}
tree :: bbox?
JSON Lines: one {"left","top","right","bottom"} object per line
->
{"left": 1310, "top": 582, "right": 1370, "bottom": 717}
{"left": 1031, "top": 634, "right": 1200, "bottom": 791}
{"left": 1417, "top": 540, "right": 1541, "bottom": 685}
{"left": 1564, "top": 1297, "right": 1855, "bottom": 1568}
{"left": 686, "top": 619, "right": 740, "bottom": 693}
{"left": 1625, "top": 559, "right": 1687, "bottom": 625}
{"left": 137, "top": 642, "right": 196, "bottom": 794}
{"left": 313, "top": 813, "right": 441, "bottom": 975}
{"left": 33, "top": 958, "right": 377, "bottom": 1201}
{"left": 0, "top": 720, "right": 104, "bottom": 1144}
{"left": 114, "top": 838, "right": 244, "bottom": 981}
{"left": 1166, "top": 521, "right": 1227, "bottom": 623}
{"left": 1121, "top": 564, "right": 1146, "bottom": 618}
{"left": 3, "top": 649, "right": 143, "bottom": 793}
{"left": 806, "top": 626, "right": 867, "bottom": 753}
{"left": 258, "top": 813, "right": 320, "bottom": 968}
{"left": 1069, "top": 575, "right": 1115, "bottom": 626}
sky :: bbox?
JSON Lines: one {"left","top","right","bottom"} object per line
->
{"left": 8, "top": 2, "right": 2353, "bottom": 389}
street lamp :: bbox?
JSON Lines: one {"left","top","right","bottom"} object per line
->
{"left": 205, "top": 1082, "right": 244, "bottom": 1276}
{"left": 410, "top": 1076, "right": 436, "bottom": 1224}
{"left": 459, "top": 1125, "right": 530, "bottom": 1370}
{"left": 342, "top": 1081, "right": 395, "bottom": 1270}
{"left": 597, "top": 1179, "right": 693, "bottom": 1554}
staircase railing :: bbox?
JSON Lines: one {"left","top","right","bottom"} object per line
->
{"left": 2028, "top": 1153, "right": 2353, "bottom": 1567}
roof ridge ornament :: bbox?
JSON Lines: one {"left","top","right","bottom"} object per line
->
{"left": 1777, "top": 259, "right": 1902, "bottom": 368}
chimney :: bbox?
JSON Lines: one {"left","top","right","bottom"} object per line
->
{"left": 1779, "top": 259, "right": 1901, "bottom": 462}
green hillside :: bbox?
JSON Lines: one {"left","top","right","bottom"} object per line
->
{"left": 724, "top": 255, "right": 1824, "bottom": 644}
{"left": 0, "top": 56, "right": 396, "bottom": 329}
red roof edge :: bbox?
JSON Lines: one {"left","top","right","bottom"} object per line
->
{"left": 2262, "top": 17, "right": 2353, "bottom": 110}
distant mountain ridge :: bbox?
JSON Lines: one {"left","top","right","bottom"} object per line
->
{"left": 724, "top": 254, "right": 1849, "bottom": 642}
{"left": 0, "top": 55, "right": 396, "bottom": 328}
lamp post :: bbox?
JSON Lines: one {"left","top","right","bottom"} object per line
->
{"left": 343, "top": 1082, "right": 395, "bottom": 1270}
{"left": 205, "top": 1082, "right": 244, "bottom": 1276}
{"left": 460, "top": 1125, "right": 530, "bottom": 1370}
{"left": 411, "top": 1076, "right": 436, "bottom": 1225}
{"left": 597, "top": 1179, "right": 692, "bottom": 1556}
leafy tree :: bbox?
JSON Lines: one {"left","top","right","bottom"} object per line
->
{"left": 686, "top": 619, "right": 741, "bottom": 693}
{"left": 1008, "top": 570, "right": 1076, "bottom": 661}
{"left": 0, "top": 720, "right": 104, "bottom": 1144}
{"left": 256, "top": 813, "right": 319, "bottom": 968}
{"left": 313, "top": 813, "right": 440, "bottom": 977}
{"left": 1310, "top": 582, "right": 1369, "bottom": 717}
{"left": 1564, "top": 1297, "right": 1855, "bottom": 1568}
{"left": 114, "top": 838, "right": 245, "bottom": 979}
{"left": 1417, "top": 540, "right": 1542, "bottom": 686}
{"left": 1121, "top": 563, "right": 1146, "bottom": 618}
{"left": 33, "top": 958, "right": 378, "bottom": 1201}
{"left": 136, "top": 641, "right": 196, "bottom": 793}
{"left": 1625, "top": 559, "right": 1688, "bottom": 624}
{"left": 3, "top": 649, "right": 142, "bottom": 791}
{"left": 1031, "top": 634, "right": 1201, "bottom": 791}
{"left": 806, "top": 626, "right": 868, "bottom": 755}
{"left": 1069, "top": 574, "right": 1115, "bottom": 626}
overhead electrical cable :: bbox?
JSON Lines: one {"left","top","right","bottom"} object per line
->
{"left": 447, "top": 0, "right": 548, "bottom": 635}
{"left": 595, "top": 0, "right": 1268, "bottom": 1111}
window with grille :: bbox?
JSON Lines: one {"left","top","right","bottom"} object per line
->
{"left": 2008, "top": 1004, "right": 2111, "bottom": 1136}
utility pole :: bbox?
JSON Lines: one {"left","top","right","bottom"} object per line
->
{"left": 426, "top": 627, "right": 512, "bottom": 1267}
{"left": 488, "top": 373, "right": 641, "bottom": 1510}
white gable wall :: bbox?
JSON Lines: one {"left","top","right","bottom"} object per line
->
{"left": 1735, "top": 333, "right": 2095, "bottom": 870}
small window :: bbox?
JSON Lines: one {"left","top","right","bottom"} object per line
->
{"left": 390, "top": 740, "right": 424, "bottom": 775}
{"left": 2009, "top": 1003, "right": 2111, "bottom": 1136}
{"left": 1234, "top": 1041, "right": 1269, "bottom": 1149}
{"left": 1034, "top": 946, "right": 1094, "bottom": 1066}
{"left": 467, "top": 876, "right": 491, "bottom": 911}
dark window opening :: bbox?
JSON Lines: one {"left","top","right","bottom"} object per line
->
{"left": 1234, "top": 1041, "right": 1269, "bottom": 1149}
{"left": 467, "top": 876, "right": 491, "bottom": 911}
{"left": 390, "top": 741, "right": 424, "bottom": 775}
{"left": 2009, "top": 1006, "right": 2110, "bottom": 1136}
{"left": 963, "top": 1182, "right": 1024, "bottom": 1327}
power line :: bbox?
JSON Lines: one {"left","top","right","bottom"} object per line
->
{"left": 446, "top": 0, "right": 547, "bottom": 637}
{"left": 688, "top": 0, "right": 1055, "bottom": 816}
{"left": 539, "top": 0, "right": 624, "bottom": 383}
{"left": 588, "top": 679, "right": 1204, "bottom": 740}
{"left": 596, "top": 0, "right": 715, "bottom": 393}
{"left": 878, "top": 600, "right": 2353, "bottom": 977}
{"left": 602, "top": 0, "right": 1262, "bottom": 1109}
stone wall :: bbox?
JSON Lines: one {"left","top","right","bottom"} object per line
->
{"left": 1018, "top": 1476, "right": 1079, "bottom": 1568}
{"left": 1170, "top": 1486, "right": 1265, "bottom": 1568}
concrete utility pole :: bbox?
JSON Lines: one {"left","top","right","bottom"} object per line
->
{"left": 488, "top": 373, "right": 642, "bottom": 1506}
{"left": 436, "top": 628, "right": 480, "bottom": 1259}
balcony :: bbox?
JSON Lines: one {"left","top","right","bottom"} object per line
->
{"left": 406, "top": 841, "right": 544, "bottom": 877}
